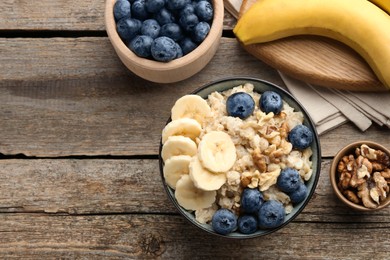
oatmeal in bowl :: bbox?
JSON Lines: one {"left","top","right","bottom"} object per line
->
{"left": 159, "top": 77, "right": 321, "bottom": 238}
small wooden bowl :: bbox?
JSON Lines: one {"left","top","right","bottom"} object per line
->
{"left": 330, "top": 141, "right": 390, "bottom": 211}
{"left": 105, "top": 0, "right": 224, "bottom": 83}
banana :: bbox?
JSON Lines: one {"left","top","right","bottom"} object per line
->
{"left": 189, "top": 156, "right": 227, "bottom": 191}
{"left": 161, "top": 118, "right": 202, "bottom": 144}
{"left": 171, "top": 94, "right": 212, "bottom": 124}
{"left": 198, "top": 131, "right": 237, "bottom": 173}
{"left": 175, "top": 174, "right": 217, "bottom": 211}
{"left": 234, "top": 0, "right": 390, "bottom": 90}
{"left": 163, "top": 155, "right": 192, "bottom": 189}
{"left": 161, "top": 135, "right": 197, "bottom": 162}
{"left": 370, "top": 0, "right": 390, "bottom": 14}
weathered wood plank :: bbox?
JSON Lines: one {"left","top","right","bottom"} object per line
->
{"left": 0, "top": 37, "right": 283, "bottom": 157}
{"left": 0, "top": 159, "right": 389, "bottom": 223}
{"left": 0, "top": 37, "right": 272, "bottom": 83}
{"left": 320, "top": 124, "right": 390, "bottom": 157}
{"left": 0, "top": 213, "right": 388, "bottom": 259}
{"left": 0, "top": 0, "right": 105, "bottom": 31}
{"left": 0, "top": 159, "right": 174, "bottom": 214}
{"left": 0, "top": 37, "right": 127, "bottom": 82}
{"left": 0, "top": 37, "right": 389, "bottom": 157}
{"left": 0, "top": 1, "right": 236, "bottom": 31}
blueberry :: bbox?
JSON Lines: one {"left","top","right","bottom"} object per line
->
{"left": 192, "top": 21, "right": 210, "bottom": 43}
{"left": 238, "top": 215, "right": 258, "bottom": 234}
{"left": 179, "top": 13, "right": 199, "bottom": 32}
{"left": 141, "top": 19, "right": 160, "bottom": 39}
{"left": 116, "top": 18, "right": 142, "bottom": 42}
{"left": 180, "top": 3, "right": 195, "bottom": 16}
{"left": 114, "top": 0, "right": 131, "bottom": 21}
{"left": 289, "top": 181, "right": 308, "bottom": 204}
{"left": 288, "top": 125, "right": 314, "bottom": 150}
{"left": 145, "top": 0, "right": 165, "bottom": 13}
{"left": 258, "top": 200, "right": 286, "bottom": 228}
{"left": 178, "top": 37, "right": 197, "bottom": 55}
{"left": 241, "top": 188, "right": 264, "bottom": 214}
{"left": 226, "top": 92, "right": 255, "bottom": 119}
{"left": 258, "top": 200, "right": 285, "bottom": 229}
{"left": 175, "top": 43, "right": 183, "bottom": 58}
{"left": 277, "top": 167, "right": 301, "bottom": 193}
{"left": 154, "top": 8, "right": 176, "bottom": 25}
{"left": 211, "top": 208, "right": 237, "bottom": 235}
{"left": 132, "top": 0, "right": 149, "bottom": 20}
{"left": 166, "top": 0, "right": 191, "bottom": 10}
{"left": 129, "top": 35, "right": 153, "bottom": 58}
{"left": 195, "top": 0, "right": 213, "bottom": 22}
{"left": 151, "top": 36, "right": 178, "bottom": 62}
{"left": 259, "top": 91, "right": 283, "bottom": 115}
{"left": 160, "top": 23, "right": 184, "bottom": 41}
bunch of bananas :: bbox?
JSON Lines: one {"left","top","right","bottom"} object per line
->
{"left": 234, "top": 0, "right": 390, "bottom": 90}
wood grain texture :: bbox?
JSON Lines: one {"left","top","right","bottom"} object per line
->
{"left": 0, "top": 213, "right": 388, "bottom": 259}
{"left": 0, "top": 37, "right": 284, "bottom": 157}
{"left": 0, "top": 159, "right": 389, "bottom": 223}
{"left": 1, "top": 1, "right": 389, "bottom": 258}
{"left": 0, "top": 0, "right": 236, "bottom": 31}
{"left": 0, "top": 159, "right": 174, "bottom": 214}
{"left": 0, "top": 159, "right": 389, "bottom": 258}
{"left": 0, "top": 74, "right": 388, "bottom": 157}
{"left": 0, "top": 38, "right": 126, "bottom": 82}
{"left": 238, "top": 0, "right": 386, "bottom": 92}
{"left": 0, "top": 0, "right": 105, "bottom": 31}
{"left": 0, "top": 37, "right": 275, "bottom": 83}
{"left": 1, "top": 38, "right": 389, "bottom": 157}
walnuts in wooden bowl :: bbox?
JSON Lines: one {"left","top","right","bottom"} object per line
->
{"left": 330, "top": 141, "right": 390, "bottom": 211}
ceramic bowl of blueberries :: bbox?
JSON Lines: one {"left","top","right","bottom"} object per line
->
{"left": 159, "top": 77, "right": 322, "bottom": 238}
{"left": 105, "top": 0, "right": 224, "bottom": 83}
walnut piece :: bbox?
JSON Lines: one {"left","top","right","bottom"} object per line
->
{"left": 357, "top": 182, "right": 378, "bottom": 209}
{"left": 252, "top": 149, "right": 268, "bottom": 173}
{"left": 372, "top": 172, "right": 388, "bottom": 202}
{"left": 336, "top": 144, "right": 390, "bottom": 209}
{"left": 343, "top": 190, "right": 360, "bottom": 204}
{"left": 258, "top": 168, "right": 281, "bottom": 192}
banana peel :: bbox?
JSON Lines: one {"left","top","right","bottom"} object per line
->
{"left": 370, "top": 0, "right": 390, "bottom": 14}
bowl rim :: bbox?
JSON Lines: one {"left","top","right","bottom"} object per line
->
{"left": 158, "top": 76, "right": 322, "bottom": 238}
{"left": 329, "top": 140, "right": 390, "bottom": 211}
{"left": 104, "top": 0, "right": 224, "bottom": 71}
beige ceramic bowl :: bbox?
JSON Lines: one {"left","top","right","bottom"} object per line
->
{"left": 330, "top": 141, "right": 390, "bottom": 211}
{"left": 105, "top": 0, "right": 224, "bottom": 83}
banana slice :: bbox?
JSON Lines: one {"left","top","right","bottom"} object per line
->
{"left": 189, "top": 156, "right": 227, "bottom": 191}
{"left": 198, "top": 131, "right": 237, "bottom": 173}
{"left": 161, "top": 136, "right": 197, "bottom": 162}
{"left": 161, "top": 118, "right": 202, "bottom": 144}
{"left": 163, "top": 155, "right": 192, "bottom": 189}
{"left": 175, "top": 174, "right": 216, "bottom": 211}
{"left": 171, "top": 95, "right": 212, "bottom": 124}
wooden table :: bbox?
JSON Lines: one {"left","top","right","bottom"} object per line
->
{"left": 1, "top": 2, "right": 389, "bottom": 259}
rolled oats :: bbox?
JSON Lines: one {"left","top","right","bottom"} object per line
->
{"left": 195, "top": 83, "right": 313, "bottom": 223}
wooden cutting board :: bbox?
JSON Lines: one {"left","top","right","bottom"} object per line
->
{"left": 237, "top": 0, "right": 386, "bottom": 91}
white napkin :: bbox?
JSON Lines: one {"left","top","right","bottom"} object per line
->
{"left": 279, "top": 72, "right": 390, "bottom": 134}
{"left": 279, "top": 73, "right": 349, "bottom": 135}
